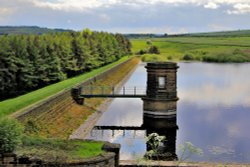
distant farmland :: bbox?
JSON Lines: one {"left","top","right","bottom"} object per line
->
{"left": 131, "top": 36, "right": 250, "bottom": 63}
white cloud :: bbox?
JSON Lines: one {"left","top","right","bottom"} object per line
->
{"left": 1, "top": 0, "right": 250, "bottom": 32}
{"left": 227, "top": 3, "right": 250, "bottom": 14}
{"left": 179, "top": 81, "right": 250, "bottom": 107}
{"left": 0, "top": 8, "right": 14, "bottom": 22}
{"left": 30, "top": 0, "right": 119, "bottom": 11}
{"left": 25, "top": 0, "right": 250, "bottom": 16}
{"left": 204, "top": 2, "right": 219, "bottom": 9}
{"left": 0, "top": 8, "right": 14, "bottom": 15}
{"left": 5, "top": 0, "right": 250, "bottom": 16}
{"left": 178, "top": 63, "right": 250, "bottom": 108}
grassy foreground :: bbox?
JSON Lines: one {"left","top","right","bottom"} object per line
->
{"left": 17, "top": 136, "right": 104, "bottom": 162}
{"left": 0, "top": 56, "right": 130, "bottom": 118}
{"left": 1, "top": 110, "right": 104, "bottom": 162}
{"left": 131, "top": 37, "right": 250, "bottom": 62}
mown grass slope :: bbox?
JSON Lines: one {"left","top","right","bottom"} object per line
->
{"left": 0, "top": 56, "right": 130, "bottom": 118}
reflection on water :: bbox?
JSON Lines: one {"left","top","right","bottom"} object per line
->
{"left": 86, "top": 62, "right": 250, "bottom": 163}
{"left": 89, "top": 129, "right": 147, "bottom": 160}
{"left": 143, "top": 115, "right": 178, "bottom": 161}
{"left": 177, "top": 62, "right": 250, "bottom": 163}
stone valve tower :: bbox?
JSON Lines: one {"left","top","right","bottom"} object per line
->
{"left": 143, "top": 62, "right": 179, "bottom": 118}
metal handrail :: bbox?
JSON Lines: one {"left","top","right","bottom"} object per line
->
{"left": 81, "top": 86, "right": 146, "bottom": 96}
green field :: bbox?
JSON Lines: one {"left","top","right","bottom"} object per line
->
{"left": 0, "top": 56, "right": 130, "bottom": 118}
{"left": 131, "top": 37, "right": 250, "bottom": 62}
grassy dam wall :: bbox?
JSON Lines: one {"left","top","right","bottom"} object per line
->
{"left": 16, "top": 59, "right": 130, "bottom": 120}
{"left": 14, "top": 57, "right": 140, "bottom": 138}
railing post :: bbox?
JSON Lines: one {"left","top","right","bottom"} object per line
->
{"left": 102, "top": 86, "right": 104, "bottom": 95}
{"left": 112, "top": 86, "right": 115, "bottom": 95}
{"left": 123, "top": 86, "right": 125, "bottom": 95}
{"left": 134, "top": 86, "right": 136, "bottom": 95}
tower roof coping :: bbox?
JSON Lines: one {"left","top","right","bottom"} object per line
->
{"left": 146, "top": 62, "right": 179, "bottom": 69}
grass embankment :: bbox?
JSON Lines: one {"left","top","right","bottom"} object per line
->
{"left": 0, "top": 117, "right": 104, "bottom": 162}
{"left": 16, "top": 136, "right": 104, "bottom": 162}
{"left": 0, "top": 56, "right": 131, "bottom": 118}
{"left": 131, "top": 37, "right": 250, "bottom": 62}
{"left": 22, "top": 57, "right": 140, "bottom": 138}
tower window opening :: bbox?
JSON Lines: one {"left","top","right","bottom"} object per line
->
{"left": 158, "top": 76, "right": 166, "bottom": 88}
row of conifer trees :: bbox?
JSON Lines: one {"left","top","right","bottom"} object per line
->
{"left": 0, "top": 29, "right": 131, "bottom": 100}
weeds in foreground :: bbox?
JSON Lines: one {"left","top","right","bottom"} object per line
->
{"left": 138, "top": 133, "right": 203, "bottom": 166}
{"left": 177, "top": 141, "right": 203, "bottom": 165}
{"left": 145, "top": 133, "right": 165, "bottom": 159}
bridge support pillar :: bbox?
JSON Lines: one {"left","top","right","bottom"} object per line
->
{"left": 71, "top": 87, "right": 84, "bottom": 105}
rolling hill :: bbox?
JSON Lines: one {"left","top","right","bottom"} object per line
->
{"left": 0, "top": 26, "right": 72, "bottom": 35}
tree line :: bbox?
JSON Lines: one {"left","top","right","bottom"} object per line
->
{"left": 0, "top": 29, "right": 131, "bottom": 100}
{"left": 0, "top": 26, "right": 71, "bottom": 35}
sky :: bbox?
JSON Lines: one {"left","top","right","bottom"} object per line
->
{"left": 1, "top": 0, "right": 250, "bottom": 34}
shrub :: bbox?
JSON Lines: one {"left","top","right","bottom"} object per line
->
{"left": 146, "top": 40, "right": 152, "bottom": 45}
{"left": 136, "top": 45, "right": 160, "bottom": 55}
{"left": 167, "top": 55, "right": 173, "bottom": 60}
{"left": 202, "top": 51, "right": 249, "bottom": 63}
{"left": 233, "top": 48, "right": 242, "bottom": 55}
{"left": 141, "top": 54, "right": 166, "bottom": 62}
{"left": 148, "top": 45, "right": 160, "bottom": 54}
{"left": 0, "top": 118, "right": 24, "bottom": 153}
{"left": 183, "top": 54, "right": 193, "bottom": 60}
{"left": 145, "top": 133, "right": 165, "bottom": 159}
{"left": 23, "top": 119, "right": 40, "bottom": 135}
{"left": 136, "top": 49, "right": 147, "bottom": 55}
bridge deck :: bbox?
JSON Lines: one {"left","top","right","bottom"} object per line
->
{"left": 79, "top": 86, "right": 146, "bottom": 98}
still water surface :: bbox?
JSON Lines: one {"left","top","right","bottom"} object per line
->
{"left": 86, "top": 62, "right": 250, "bottom": 163}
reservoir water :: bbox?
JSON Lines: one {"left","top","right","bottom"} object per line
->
{"left": 86, "top": 62, "right": 250, "bottom": 163}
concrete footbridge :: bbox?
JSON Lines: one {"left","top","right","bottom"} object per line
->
{"left": 72, "top": 62, "right": 179, "bottom": 118}
{"left": 78, "top": 86, "right": 146, "bottom": 98}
